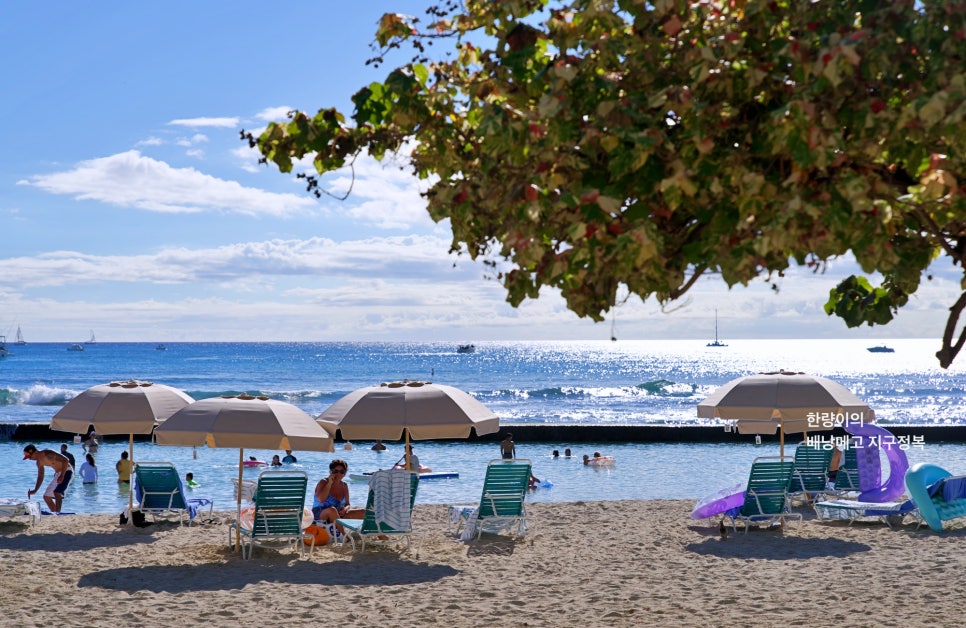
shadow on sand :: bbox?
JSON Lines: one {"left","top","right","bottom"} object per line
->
{"left": 685, "top": 533, "right": 871, "bottom": 560}
{"left": 0, "top": 529, "right": 157, "bottom": 552}
{"left": 78, "top": 556, "right": 459, "bottom": 593}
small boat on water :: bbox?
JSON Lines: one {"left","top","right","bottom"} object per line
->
{"left": 706, "top": 309, "right": 727, "bottom": 347}
{"left": 0, "top": 335, "right": 8, "bottom": 358}
{"left": 14, "top": 325, "right": 26, "bottom": 345}
{"left": 67, "top": 344, "right": 85, "bottom": 352}
{"left": 456, "top": 344, "right": 476, "bottom": 354}
{"left": 867, "top": 345, "right": 895, "bottom": 353}
{"left": 155, "top": 344, "right": 167, "bottom": 350}
{"left": 85, "top": 330, "right": 96, "bottom": 344}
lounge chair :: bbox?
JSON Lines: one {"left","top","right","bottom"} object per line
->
{"left": 0, "top": 498, "right": 41, "bottom": 526}
{"left": 232, "top": 478, "right": 258, "bottom": 502}
{"left": 788, "top": 442, "right": 833, "bottom": 505}
{"left": 335, "top": 469, "right": 419, "bottom": 553}
{"left": 831, "top": 444, "right": 860, "bottom": 492}
{"left": 814, "top": 498, "right": 918, "bottom": 528}
{"left": 229, "top": 470, "right": 310, "bottom": 559}
{"left": 815, "top": 443, "right": 867, "bottom": 503}
{"left": 905, "top": 463, "right": 966, "bottom": 532}
{"left": 134, "top": 462, "right": 212, "bottom": 526}
{"left": 450, "top": 458, "right": 532, "bottom": 540}
{"left": 725, "top": 456, "right": 801, "bottom": 534}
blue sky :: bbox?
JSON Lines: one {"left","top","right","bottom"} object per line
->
{"left": 0, "top": 1, "right": 955, "bottom": 343}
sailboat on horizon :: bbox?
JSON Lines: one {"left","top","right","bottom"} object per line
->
{"left": 85, "top": 329, "right": 96, "bottom": 344}
{"left": 706, "top": 309, "right": 727, "bottom": 347}
{"left": 14, "top": 325, "right": 26, "bottom": 345}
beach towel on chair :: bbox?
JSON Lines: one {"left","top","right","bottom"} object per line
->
{"left": 459, "top": 508, "right": 479, "bottom": 541}
{"left": 186, "top": 498, "right": 214, "bottom": 521}
{"left": 371, "top": 469, "right": 411, "bottom": 530}
{"left": 0, "top": 498, "right": 41, "bottom": 525}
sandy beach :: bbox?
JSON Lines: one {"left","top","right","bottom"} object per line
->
{"left": 1, "top": 500, "right": 964, "bottom": 627}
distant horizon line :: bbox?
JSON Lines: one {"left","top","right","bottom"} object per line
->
{"left": 0, "top": 338, "right": 929, "bottom": 344}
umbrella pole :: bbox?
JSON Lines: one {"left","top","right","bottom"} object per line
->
{"left": 780, "top": 422, "right": 785, "bottom": 459}
{"left": 779, "top": 419, "right": 785, "bottom": 531}
{"left": 235, "top": 448, "right": 243, "bottom": 553}
{"left": 127, "top": 433, "right": 135, "bottom": 526}
{"left": 405, "top": 429, "right": 412, "bottom": 471}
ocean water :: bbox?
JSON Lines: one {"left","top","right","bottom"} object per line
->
{"left": 1, "top": 338, "right": 963, "bottom": 426}
{"left": 2, "top": 339, "right": 965, "bottom": 514}
{"left": 6, "top": 438, "right": 966, "bottom": 516}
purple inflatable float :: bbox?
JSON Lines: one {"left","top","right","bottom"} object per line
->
{"left": 692, "top": 420, "right": 908, "bottom": 518}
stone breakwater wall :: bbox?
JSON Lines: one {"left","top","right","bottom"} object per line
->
{"left": 6, "top": 422, "right": 966, "bottom": 444}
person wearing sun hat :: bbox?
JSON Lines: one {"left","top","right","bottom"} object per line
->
{"left": 22, "top": 444, "right": 73, "bottom": 513}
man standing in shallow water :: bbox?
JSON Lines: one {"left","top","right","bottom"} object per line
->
{"left": 501, "top": 433, "right": 516, "bottom": 459}
{"left": 23, "top": 444, "right": 73, "bottom": 513}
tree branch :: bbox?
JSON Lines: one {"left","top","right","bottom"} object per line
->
{"left": 937, "top": 291, "right": 966, "bottom": 369}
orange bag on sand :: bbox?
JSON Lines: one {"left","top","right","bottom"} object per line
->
{"left": 303, "top": 524, "right": 331, "bottom": 547}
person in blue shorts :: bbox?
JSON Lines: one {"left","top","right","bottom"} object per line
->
{"left": 23, "top": 444, "right": 73, "bottom": 513}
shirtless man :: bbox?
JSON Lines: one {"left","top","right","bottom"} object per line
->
{"left": 500, "top": 433, "right": 516, "bottom": 459}
{"left": 23, "top": 444, "right": 73, "bottom": 513}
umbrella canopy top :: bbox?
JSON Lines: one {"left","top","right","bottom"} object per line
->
{"left": 154, "top": 394, "right": 334, "bottom": 452}
{"left": 696, "top": 370, "right": 874, "bottom": 435}
{"left": 50, "top": 380, "right": 194, "bottom": 435}
{"left": 318, "top": 380, "right": 500, "bottom": 440}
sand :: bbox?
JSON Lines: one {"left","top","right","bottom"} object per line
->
{"left": 1, "top": 500, "right": 964, "bottom": 627}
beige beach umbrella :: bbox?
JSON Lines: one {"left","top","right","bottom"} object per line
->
{"left": 317, "top": 380, "right": 500, "bottom": 469}
{"left": 154, "top": 394, "right": 334, "bottom": 551}
{"left": 696, "top": 370, "right": 874, "bottom": 458}
{"left": 50, "top": 380, "right": 194, "bottom": 516}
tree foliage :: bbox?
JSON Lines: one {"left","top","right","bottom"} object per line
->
{"left": 245, "top": 0, "right": 966, "bottom": 367}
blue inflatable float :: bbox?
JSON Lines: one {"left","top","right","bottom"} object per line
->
{"left": 904, "top": 463, "right": 966, "bottom": 532}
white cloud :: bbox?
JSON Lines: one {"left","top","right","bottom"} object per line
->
{"left": 175, "top": 134, "right": 208, "bottom": 148}
{"left": 0, "top": 235, "right": 467, "bottom": 288}
{"left": 136, "top": 137, "right": 164, "bottom": 147}
{"left": 1, "top": 244, "right": 959, "bottom": 343}
{"left": 255, "top": 106, "right": 293, "bottom": 122}
{"left": 293, "top": 142, "right": 436, "bottom": 230}
{"left": 168, "top": 117, "right": 240, "bottom": 128}
{"left": 20, "top": 151, "right": 318, "bottom": 217}
{"left": 338, "top": 167, "right": 433, "bottom": 230}
{"left": 231, "top": 145, "right": 262, "bottom": 173}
